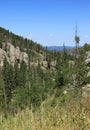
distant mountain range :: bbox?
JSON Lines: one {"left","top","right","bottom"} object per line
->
{"left": 46, "top": 46, "right": 75, "bottom": 51}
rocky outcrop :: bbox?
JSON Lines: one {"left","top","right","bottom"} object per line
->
{"left": 0, "top": 42, "right": 29, "bottom": 66}
{"left": 21, "top": 52, "right": 28, "bottom": 65}
{"left": 85, "top": 51, "right": 90, "bottom": 66}
{"left": 86, "top": 51, "right": 90, "bottom": 59}
{"left": 82, "top": 84, "right": 90, "bottom": 97}
{"left": 84, "top": 51, "right": 90, "bottom": 77}
{"left": 0, "top": 48, "right": 9, "bottom": 67}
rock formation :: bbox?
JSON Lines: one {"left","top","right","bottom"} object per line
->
{"left": 0, "top": 42, "right": 29, "bottom": 66}
{"left": 82, "top": 84, "right": 90, "bottom": 97}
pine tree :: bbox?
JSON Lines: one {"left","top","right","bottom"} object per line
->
{"left": 19, "top": 60, "right": 27, "bottom": 87}
{"left": 55, "top": 54, "right": 64, "bottom": 88}
{"left": 75, "top": 54, "right": 88, "bottom": 88}
{"left": 2, "top": 58, "right": 14, "bottom": 111}
{"left": 14, "top": 61, "right": 20, "bottom": 89}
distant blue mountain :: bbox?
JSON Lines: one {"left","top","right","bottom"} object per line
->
{"left": 46, "top": 46, "right": 75, "bottom": 51}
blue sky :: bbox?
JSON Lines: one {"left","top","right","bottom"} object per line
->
{"left": 0, "top": 0, "right": 90, "bottom": 46}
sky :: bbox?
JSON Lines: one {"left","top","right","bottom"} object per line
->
{"left": 0, "top": 0, "right": 90, "bottom": 46}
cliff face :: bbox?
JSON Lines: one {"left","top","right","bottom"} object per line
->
{"left": 0, "top": 48, "right": 9, "bottom": 67}
{"left": 0, "top": 42, "right": 29, "bottom": 66}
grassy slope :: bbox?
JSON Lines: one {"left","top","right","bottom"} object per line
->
{"left": 0, "top": 89, "right": 90, "bottom": 130}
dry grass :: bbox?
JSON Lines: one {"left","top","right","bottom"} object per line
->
{"left": 0, "top": 95, "right": 90, "bottom": 130}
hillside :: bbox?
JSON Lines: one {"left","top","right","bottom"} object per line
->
{"left": 0, "top": 26, "right": 58, "bottom": 113}
{"left": 0, "top": 27, "right": 90, "bottom": 130}
{"left": 0, "top": 27, "right": 45, "bottom": 66}
{"left": 0, "top": 27, "right": 44, "bottom": 53}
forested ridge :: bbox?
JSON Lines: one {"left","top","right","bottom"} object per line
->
{"left": 0, "top": 26, "right": 90, "bottom": 129}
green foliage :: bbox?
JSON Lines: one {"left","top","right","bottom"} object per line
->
{"left": 14, "top": 61, "right": 20, "bottom": 88}
{"left": 0, "top": 26, "right": 90, "bottom": 118}
{"left": 75, "top": 36, "right": 80, "bottom": 43}
{"left": 83, "top": 43, "right": 90, "bottom": 51}
{"left": 29, "top": 83, "right": 43, "bottom": 108}
{"left": 0, "top": 68, "right": 4, "bottom": 108}
{"left": 55, "top": 48, "right": 72, "bottom": 88}
{"left": 13, "top": 87, "right": 31, "bottom": 110}
{"left": 75, "top": 55, "right": 88, "bottom": 87}
{"left": 19, "top": 61, "right": 27, "bottom": 87}
{"left": 0, "top": 39, "right": 3, "bottom": 48}
{"left": 62, "top": 44, "right": 68, "bottom": 61}
{"left": 2, "top": 58, "right": 14, "bottom": 104}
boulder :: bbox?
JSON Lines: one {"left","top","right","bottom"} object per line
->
{"left": 82, "top": 84, "right": 90, "bottom": 97}
{"left": 85, "top": 58, "right": 90, "bottom": 66}
{"left": 86, "top": 51, "right": 90, "bottom": 59}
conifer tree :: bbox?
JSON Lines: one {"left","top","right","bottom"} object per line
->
{"left": 19, "top": 60, "right": 27, "bottom": 87}
{"left": 55, "top": 54, "right": 64, "bottom": 88}
{"left": 2, "top": 58, "right": 14, "bottom": 110}
{"left": 14, "top": 60, "right": 20, "bottom": 89}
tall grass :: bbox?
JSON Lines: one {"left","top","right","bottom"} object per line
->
{"left": 0, "top": 93, "right": 90, "bottom": 130}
